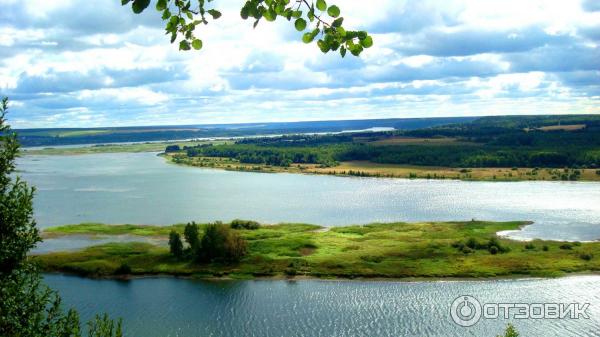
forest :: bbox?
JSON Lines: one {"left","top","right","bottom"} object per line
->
{"left": 180, "top": 115, "right": 600, "bottom": 169}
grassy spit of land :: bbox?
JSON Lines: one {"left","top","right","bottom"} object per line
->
{"left": 166, "top": 154, "right": 600, "bottom": 182}
{"left": 35, "top": 221, "right": 600, "bottom": 280}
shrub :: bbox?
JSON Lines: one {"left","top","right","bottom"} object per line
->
{"left": 165, "top": 145, "right": 181, "bottom": 153}
{"left": 489, "top": 246, "right": 498, "bottom": 255}
{"left": 580, "top": 253, "right": 593, "bottom": 261}
{"left": 524, "top": 243, "right": 536, "bottom": 250}
{"left": 596, "top": 170, "right": 600, "bottom": 176}
{"left": 230, "top": 219, "right": 260, "bottom": 230}
{"left": 559, "top": 243, "right": 573, "bottom": 250}
{"left": 542, "top": 245, "right": 549, "bottom": 251}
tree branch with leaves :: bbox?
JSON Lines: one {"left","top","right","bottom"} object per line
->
{"left": 122, "top": 0, "right": 373, "bottom": 56}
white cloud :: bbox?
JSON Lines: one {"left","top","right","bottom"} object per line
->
{"left": 0, "top": 0, "right": 598, "bottom": 128}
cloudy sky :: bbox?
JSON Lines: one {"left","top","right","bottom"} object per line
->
{"left": 1, "top": 0, "right": 599, "bottom": 128}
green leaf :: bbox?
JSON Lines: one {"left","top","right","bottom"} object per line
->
{"left": 131, "top": 0, "right": 150, "bottom": 14}
{"left": 316, "top": 0, "right": 327, "bottom": 12}
{"left": 161, "top": 9, "right": 171, "bottom": 20}
{"left": 302, "top": 32, "right": 315, "bottom": 43}
{"left": 327, "top": 5, "right": 340, "bottom": 18}
{"left": 294, "top": 18, "right": 307, "bottom": 31}
{"left": 240, "top": 7, "right": 249, "bottom": 19}
{"left": 360, "top": 35, "right": 373, "bottom": 48}
{"left": 317, "top": 39, "right": 329, "bottom": 53}
{"left": 121, "top": 0, "right": 131, "bottom": 5}
{"left": 208, "top": 9, "right": 222, "bottom": 19}
{"left": 332, "top": 17, "right": 343, "bottom": 28}
{"left": 179, "top": 40, "right": 190, "bottom": 51}
{"left": 191, "top": 39, "right": 203, "bottom": 50}
{"left": 340, "top": 46, "right": 346, "bottom": 57}
{"left": 156, "top": 0, "right": 167, "bottom": 11}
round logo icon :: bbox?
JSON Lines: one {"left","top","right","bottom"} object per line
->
{"left": 450, "top": 295, "right": 482, "bottom": 327}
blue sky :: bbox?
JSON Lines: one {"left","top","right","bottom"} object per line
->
{"left": 0, "top": 0, "right": 599, "bottom": 128}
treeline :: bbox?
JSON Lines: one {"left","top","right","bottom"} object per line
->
{"left": 168, "top": 220, "right": 258, "bottom": 263}
{"left": 174, "top": 115, "right": 600, "bottom": 169}
{"left": 185, "top": 144, "right": 340, "bottom": 167}
{"left": 336, "top": 144, "right": 600, "bottom": 168}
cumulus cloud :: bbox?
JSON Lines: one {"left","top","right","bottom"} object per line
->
{"left": 0, "top": 0, "right": 598, "bottom": 128}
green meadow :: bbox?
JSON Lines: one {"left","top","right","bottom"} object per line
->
{"left": 36, "top": 221, "right": 600, "bottom": 280}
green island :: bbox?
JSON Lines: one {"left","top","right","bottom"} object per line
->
{"left": 35, "top": 220, "right": 600, "bottom": 280}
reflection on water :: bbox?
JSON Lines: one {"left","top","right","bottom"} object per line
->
{"left": 18, "top": 152, "right": 600, "bottom": 241}
{"left": 45, "top": 274, "right": 600, "bottom": 337}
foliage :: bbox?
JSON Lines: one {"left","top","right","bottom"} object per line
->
{"left": 122, "top": 0, "right": 372, "bottom": 56}
{"left": 197, "top": 223, "right": 247, "bottom": 263}
{"left": 0, "top": 97, "right": 121, "bottom": 337}
{"left": 497, "top": 324, "right": 519, "bottom": 337}
{"left": 87, "top": 314, "right": 123, "bottom": 337}
{"left": 183, "top": 221, "right": 201, "bottom": 252}
{"left": 164, "top": 144, "right": 181, "bottom": 153}
{"left": 169, "top": 230, "right": 184, "bottom": 257}
{"left": 230, "top": 219, "right": 260, "bottom": 230}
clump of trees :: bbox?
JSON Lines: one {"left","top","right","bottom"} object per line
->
{"left": 452, "top": 237, "right": 510, "bottom": 255}
{"left": 230, "top": 219, "right": 260, "bottom": 230}
{"left": 169, "top": 221, "right": 248, "bottom": 263}
{"left": 164, "top": 144, "right": 181, "bottom": 153}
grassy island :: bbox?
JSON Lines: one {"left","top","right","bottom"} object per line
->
{"left": 36, "top": 221, "right": 600, "bottom": 280}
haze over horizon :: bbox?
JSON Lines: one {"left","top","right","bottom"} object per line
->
{"left": 1, "top": 0, "right": 599, "bottom": 128}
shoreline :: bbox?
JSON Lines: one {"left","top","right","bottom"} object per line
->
{"left": 43, "top": 270, "right": 600, "bottom": 283}
{"left": 164, "top": 153, "right": 600, "bottom": 183}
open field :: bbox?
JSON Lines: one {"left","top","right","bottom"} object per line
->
{"left": 35, "top": 221, "right": 600, "bottom": 279}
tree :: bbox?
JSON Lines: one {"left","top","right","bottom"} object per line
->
{"left": 0, "top": 97, "right": 121, "bottom": 337}
{"left": 122, "top": 0, "right": 373, "bottom": 57}
{"left": 168, "top": 230, "right": 184, "bottom": 258}
{"left": 197, "top": 222, "right": 247, "bottom": 262}
{"left": 183, "top": 221, "right": 200, "bottom": 252}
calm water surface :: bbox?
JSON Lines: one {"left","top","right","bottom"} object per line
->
{"left": 18, "top": 152, "right": 600, "bottom": 241}
{"left": 45, "top": 274, "right": 600, "bottom": 337}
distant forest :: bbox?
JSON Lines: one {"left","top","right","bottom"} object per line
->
{"left": 15, "top": 117, "right": 472, "bottom": 147}
{"left": 181, "top": 115, "right": 600, "bottom": 168}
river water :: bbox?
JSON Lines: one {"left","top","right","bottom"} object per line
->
{"left": 15, "top": 152, "right": 600, "bottom": 336}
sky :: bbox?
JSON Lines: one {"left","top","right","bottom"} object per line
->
{"left": 0, "top": 0, "right": 599, "bottom": 128}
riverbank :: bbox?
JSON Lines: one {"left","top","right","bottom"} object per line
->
{"left": 167, "top": 153, "right": 600, "bottom": 182}
{"left": 34, "top": 221, "right": 600, "bottom": 280}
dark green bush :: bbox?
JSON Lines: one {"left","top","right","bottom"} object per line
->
{"left": 230, "top": 219, "right": 260, "bottom": 230}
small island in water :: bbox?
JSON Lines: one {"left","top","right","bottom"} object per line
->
{"left": 36, "top": 220, "right": 600, "bottom": 280}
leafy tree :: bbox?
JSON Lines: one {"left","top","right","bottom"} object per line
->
{"left": 122, "top": 0, "right": 373, "bottom": 56}
{"left": 168, "top": 230, "right": 184, "bottom": 257}
{"left": 0, "top": 97, "right": 121, "bottom": 337}
{"left": 183, "top": 221, "right": 200, "bottom": 252}
{"left": 195, "top": 222, "right": 247, "bottom": 262}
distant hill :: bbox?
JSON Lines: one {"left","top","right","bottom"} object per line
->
{"left": 15, "top": 117, "right": 475, "bottom": 147}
